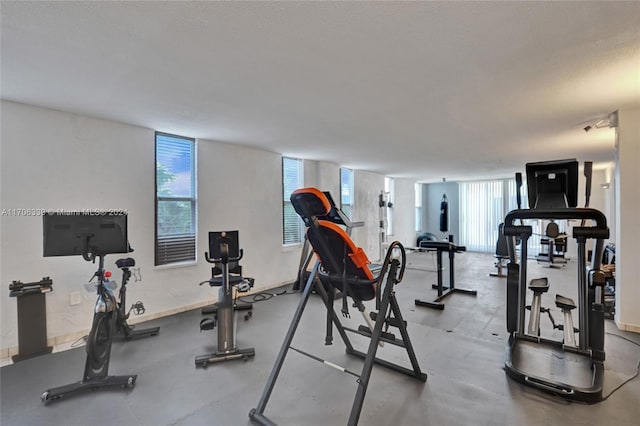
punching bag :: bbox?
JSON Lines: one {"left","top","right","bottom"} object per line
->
{"left": 439, "top": 193, "right": 449, "bottom": 233}
{"left": 515, "top": 172, "right": 523, "bottom": 209}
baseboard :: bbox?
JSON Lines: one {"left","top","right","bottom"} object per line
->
{"left": 126, "top": 281, "right": 292, "bottom": 325}
{"left": 615, "top": 320, "right": 640, "bottom": 334}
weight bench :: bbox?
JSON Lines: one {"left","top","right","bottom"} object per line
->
{"left": 538, "top": 221, "right": 569, "bottom": 266}
{"left": 490, "top": 223, "right": 509, "bottom": 277}
{"left": 250, "top": 187, "right": 427, "bottom": 426}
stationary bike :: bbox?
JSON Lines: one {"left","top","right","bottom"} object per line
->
{"left": 195, "top": 231, "right": 255, "bottom": 367}
{"left": 41, "top": 212, "right": 139, "bottom": 403}
{"left": 42, "top": 252, "right": 137, "bottom": 403}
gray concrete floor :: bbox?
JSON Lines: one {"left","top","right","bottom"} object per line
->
{"left": 1, "top": 251, "right": 639, "bottom": 425}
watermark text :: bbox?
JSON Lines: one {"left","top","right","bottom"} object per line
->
{"left": 1, "top": 208, "right": 129, "bottom": 216}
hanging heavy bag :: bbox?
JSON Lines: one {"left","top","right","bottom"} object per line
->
{"left": 440, "top": 194, "right": 448, "bottom": 233}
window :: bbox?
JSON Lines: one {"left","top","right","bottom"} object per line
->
{"left": 155, "top": 133, "right": 196, "bottom": 265}
{"left": 282, "top": 157, "right": 304, "bottom": 245}
{"left": 340, "top": 168, "right": 354, "bottom": 219}
{"left": 415, "top": 183, "right": 422, "bottom": 232}
{"left": 384, "top": 177, "right": 394, "bottom": 236}
{"left": 458, "top": 178, "right": 531, "bottom": 253}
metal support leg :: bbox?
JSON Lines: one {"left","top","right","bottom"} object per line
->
{"left": 312, "top": 274, "right": 357, "bottom": 352}
{"left": 347, "top": 260, "right": 427, "bottom": 425}
{"left": 562, "top": 308, "right": 576, "bottom": 347}
{"left": 249, "top": 261, "right": 320, "bottom": 423}
{"left": 527, "top": 291, "right": 544, "bottom": 336}
{"left": 348, "top": 262, "right": 396, "bottom": 426}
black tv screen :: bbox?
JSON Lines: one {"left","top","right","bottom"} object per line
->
{"left": 43, "top": 212, "right": 129, "bottom": 257}
{"left": 209, "top": 230, "right": 240, "bottom": 260}
{"left": 525, "top": 159, "right": 579, "bottom": 209}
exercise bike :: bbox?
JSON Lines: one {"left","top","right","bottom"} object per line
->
{"left": 42, "top": 252, "right": 138, "bottom": 402}
{"left": 41, "top": 212, "right": 138, "bottom": 403}
{"left": 195, "top": 230, "right": 255, "bottom": 367}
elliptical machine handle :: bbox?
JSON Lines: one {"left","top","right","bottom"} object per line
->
{"left": 515, "top": 172, "right": 523, "bottom": 210}
{"left": 584, "top": 161, "right": 593, "bottom": 208}
{"left": 581, "top": 161, "right": 593, "bottom": 227}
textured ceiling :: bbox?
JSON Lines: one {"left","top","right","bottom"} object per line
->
{"left": 2, "top": 1, "right": 639, "bottom": 182}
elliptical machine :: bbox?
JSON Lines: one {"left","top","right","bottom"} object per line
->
{"left": 503, "top": 160, "right": 609, "bottom": 403}
{"left": 195, "top": 231, "right": 255, "bottom": 367}
{"left": 41, "top": 212, "right": 138, "bottom": 403}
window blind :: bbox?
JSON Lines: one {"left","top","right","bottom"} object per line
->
{"left": 458, "top": 178, "right": 543, "bottom": 254}
{"left": 155, "top": 133, "right": 196, "bottom": 265}
{"left": 282, "top": 157, "right": 304, "bottom": 245}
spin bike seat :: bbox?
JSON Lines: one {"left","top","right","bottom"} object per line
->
{"left": 116, "top": 258, "right": 135, "bottom": 269}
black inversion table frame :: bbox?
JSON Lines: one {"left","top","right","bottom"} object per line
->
{"left": 250, "top": 188, "right": 426, "bottom": 426}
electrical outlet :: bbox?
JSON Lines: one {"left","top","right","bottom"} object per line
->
{"left": 69, "top": 291, "right": 82, "bottom": 306}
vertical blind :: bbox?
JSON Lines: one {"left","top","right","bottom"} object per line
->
{"left": 459, "top": 180, "right": 503, "bottom": 251}
{"left": 282, "top": 157, "right": 304, "bottom": 245}
{"left": 459, "top": 178, "right": 523, "bottom": 252}
{"left": 155, "top": 133, "right": 196, "bottom": 265}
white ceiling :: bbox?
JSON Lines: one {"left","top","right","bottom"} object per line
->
{"left": 2, "top": 1, "right": 639, "bottom": 182}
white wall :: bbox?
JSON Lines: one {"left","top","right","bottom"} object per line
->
{"left": 196, "top": 138, "right": 301, "bottom": 293}
{"left": 391, "top": 178, "right": 417, "bottom": 248}
{"left": 352, "top": 170, "right": 385, "bottom": 261}
{"left": 315, "top": 161, "right": 340, "bottom": 196}
{"left": 0, "top": 101, "right": 302, "bottom": 354}
{"left": 1, "top": 101, "right": 157, "bottom": 353}
{"left": 614, "top": 107, "right": 640, "bottom": 332}
{"left": 602, "top": 164, "right": 616, "bottom": 238}
{"left": 346, "top": 172, "right": 417, "bottom": 262}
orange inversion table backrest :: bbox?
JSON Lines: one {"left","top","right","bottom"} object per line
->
{"left": 291, "top": 188, "right": 375, "bottom": 298}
